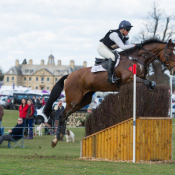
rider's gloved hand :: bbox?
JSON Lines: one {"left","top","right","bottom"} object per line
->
{"left": 135, "top": 44, "right": 142, "bottom": 49}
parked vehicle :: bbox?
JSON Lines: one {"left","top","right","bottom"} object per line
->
{"left": 35, "top": 106, "right": 48, "bottom": 124}
{"left": 91, "top": 98, "right": 104, "bottom": 109}
{"left": 0, "top": 96, "right": 8, "bottom": 107}
{"left": 1, "top": 96, "right": 13, "bottom": 109}
{"left": 11, "top": 93, "right": 50, "bottom": 110}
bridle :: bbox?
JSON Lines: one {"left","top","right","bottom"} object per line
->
{"left": 163, "top": 43, "right": 175, "bottom": 71}
{"left": 137, "top": 42, "right": 175, "bottom": 72}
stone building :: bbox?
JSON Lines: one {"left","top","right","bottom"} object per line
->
{"left": 3, "top": 55, "right": 87, "bottom": 91}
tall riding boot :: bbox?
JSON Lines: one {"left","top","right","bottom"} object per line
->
{"left": 107, "top": 58, "right": 120, "bottom": 84}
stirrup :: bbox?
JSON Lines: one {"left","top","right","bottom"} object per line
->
{"left": 111, "top": 75, "right": 120, "bottom": 83}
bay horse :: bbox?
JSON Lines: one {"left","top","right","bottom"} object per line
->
{"left": 44, "top": 38, "right": 175, "bottom": 148}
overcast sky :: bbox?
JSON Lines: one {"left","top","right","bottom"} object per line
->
{"left": 0, "top": 0, "right": 174, "bottom": 72}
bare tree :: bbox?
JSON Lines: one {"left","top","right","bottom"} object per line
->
{"left": 133, "top": 2, "right": 175, "bottom": 85}
{"left": 135, "top": 2, "right": 175, "bottom": 42}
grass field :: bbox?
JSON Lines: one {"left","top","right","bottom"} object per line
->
{"left": 0, "top": 110, "right": 175, "bottom": 175}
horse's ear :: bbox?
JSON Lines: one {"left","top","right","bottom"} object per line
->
{"left": 168, "top": 39, "right": 172, "bottom": 46}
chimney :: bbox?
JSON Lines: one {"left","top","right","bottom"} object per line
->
{"left": 58, "top": 60, "right": 61, "bottom": 66}
{"left": 29, "top": 59, "right": 33, "bottom": 65}
{"left": 70, "top": 60, "right": 75, "bottom": 69}
{"left": 15, "top": 60, "right": 19, "bottom": 66}
{"left": 83, "top": 61, "right": 87, "bottom": 68}
{"left": 41, "top": 60, "right": 45, "bottom": 65}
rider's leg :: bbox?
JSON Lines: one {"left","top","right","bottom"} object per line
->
{"left": 97, "top": 42, "right": 119, "bottom": 83}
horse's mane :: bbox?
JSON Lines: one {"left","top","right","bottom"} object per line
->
{"left": 119, "top": 37, "right": 166, "bottom": 55}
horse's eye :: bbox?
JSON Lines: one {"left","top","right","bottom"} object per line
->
{"left": 168, "top": 53, "right": 172, "bottom": 56}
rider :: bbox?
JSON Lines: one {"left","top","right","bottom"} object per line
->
{"left": 98, "top": 20, "right": 136, "bottom": 84}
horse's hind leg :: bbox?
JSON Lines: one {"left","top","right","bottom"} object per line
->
{"left": 51, "top": 91, "right": 94, "bottom": 148}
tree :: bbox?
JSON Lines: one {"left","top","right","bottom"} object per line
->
{"left": 134, "top": 2, "right": 175, "bottom": 85}
{"left": 136, "top": 2, "right": 175, "bottom": 42}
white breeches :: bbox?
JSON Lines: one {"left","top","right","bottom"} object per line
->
{"left": 97, "top": 42, "right": 115, "bottom": 61}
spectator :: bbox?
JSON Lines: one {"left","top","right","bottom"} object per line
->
{"left": 41, "top": 97, "right": 46, "bottom": 106}
{"left": 0, "top": 118, "right": 24, "bottom": 145}
{"left": 0, "top": 105, "right": 4, "bottom": 128}
{"left": 19, "top": 98, "right": 29, "bottom": 138}
{"left": 36, "top": 97, "right": 41, "bottom": 109}
{"left": 26, "top": 99, "right": 35, "bottom": 139}
{"left": 87, "top": 107, "right": 92, "bottom": 117}
{"left": 32, "top": 96, "right": 36, "bottom": 106}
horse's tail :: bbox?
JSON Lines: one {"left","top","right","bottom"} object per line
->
{"left": 44, "top": 74, "right": 69, "bottom": 117}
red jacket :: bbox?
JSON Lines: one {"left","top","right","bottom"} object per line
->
{"left": 42, "top": 100, "right": 46, "bottom": 106}
{"left": 19, "top": 104, "right": 29, "bottom": 118}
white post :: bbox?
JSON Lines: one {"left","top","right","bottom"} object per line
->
{"left": 170, "top": 75, "right": 173, "bottom": 161}
{"left": 170, "top": 75, "right": 172, "bottom": 118}
{"left": 133, "top": 64, "right": 136, "bottom": 163}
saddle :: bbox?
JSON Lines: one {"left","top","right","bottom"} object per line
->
{"left": 94, "top": 52, "right": 119, "bottom": 70}
{"left": 95, "top": 58, "right": 108, "bottom": 69}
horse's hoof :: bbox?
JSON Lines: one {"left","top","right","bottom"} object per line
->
{"left": 149, "top": 81, "right": 156, "bottom": 90}
{"left": 51, "top": 140, "right": 57, "bottom": 148}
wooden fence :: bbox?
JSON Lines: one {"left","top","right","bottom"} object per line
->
{"left": 82, "top": 117, "right": 172, "bottom": 162}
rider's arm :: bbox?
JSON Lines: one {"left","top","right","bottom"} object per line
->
{"left": 109, "top": 32, "right": 134, "bottom": 50}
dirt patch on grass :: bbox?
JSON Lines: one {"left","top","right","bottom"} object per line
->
{"left": 79, "top": 157, "right": 175, "bottom": 164}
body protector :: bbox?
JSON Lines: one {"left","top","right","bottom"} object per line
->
{"left": 100, "top": 29, "right": 129, "bottom": 50}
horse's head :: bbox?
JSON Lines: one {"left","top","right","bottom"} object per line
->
{"left": 160, "top": 39, "right": 175, "bottom": 75}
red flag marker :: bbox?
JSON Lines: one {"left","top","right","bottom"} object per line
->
{"left": 133, "top": 64, "right": 136, "bottom": 74}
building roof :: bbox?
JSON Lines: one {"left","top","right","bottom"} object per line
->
{"left": 5, "top": 56, "right": 84, "bottom": 76}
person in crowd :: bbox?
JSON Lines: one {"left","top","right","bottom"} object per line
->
{"left": 86, "top": 107, "right": 92, "bottom": 118}
{"left": 41, "top": 97, "right": 46, "bottom": 106}
{"left": 32, "top": 96, "right": 36, "bottom": 106}
{"left": 53, "top": 101, "right": 64, "bottom": 140}
{"left": 19, "top": 98, "right": 29, "bottom": 138}
{"left": 0, "top": 118, "right": 24, "bottom": 145}
{"left": 0, "top": 104, "right": 4, "bottom": 128}
{"left": 26, "top": 99, "right": 35, "bottom": 139}
{"left": 36, "top": 97, "right": 41, "bottom": 109}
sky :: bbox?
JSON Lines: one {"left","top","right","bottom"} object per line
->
{"left": 0, "top": 0, "right": 175, "bottom": 72}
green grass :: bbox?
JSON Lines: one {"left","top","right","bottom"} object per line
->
{"left": 0, "top": 110, "right": 175, "bottom": 175}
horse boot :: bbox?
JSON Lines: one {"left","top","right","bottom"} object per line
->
{"left": 61, "top": 120, "right": 67, "bottom": 141}
{"left": 107, "top": 58, "right": 120, "bottom": 84}
{"left": 51, "top": 125, "right": 64, "bottom": 148}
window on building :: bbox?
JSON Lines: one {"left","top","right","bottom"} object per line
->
{"left": 29, "top": 77, "right": 31, "bottom": 81}
{"left": 7, "top": 77, "right": 9, "bottom": 82}
{"left": 55, "top": 78, "right": 57, "bottom": 82}
{"left": 12, "top": 77, "right": 14, "bottom": 81}
{"left": 47, "top": 87, "right": 49, "bottom": 90}
{"left": 47, "top": 78, "right": 49, "bottom": 82}
{"left": 30, "top": 70, "right": 34, "bottom": 73}
{"left": 41, "top": 77, "right": 44, "bottom": 82}
{"left": 24, "top": 77, "right": 26, "bottom": 81}
{"left": 25, "top": 69, "right": 28, "bottom": 73}
{"left": 36, "top": 77, "right": 38, "bottom": 82}
{"left": 36, "top": 86, "right": 38, "bottom": 89}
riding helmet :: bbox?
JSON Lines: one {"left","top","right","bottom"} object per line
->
{"left": 119, "top": 20, "right": 133, "bottom": 30}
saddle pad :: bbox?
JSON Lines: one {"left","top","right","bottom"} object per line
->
{"left": 91, "top": 57, "right": 120, "bottom": 73}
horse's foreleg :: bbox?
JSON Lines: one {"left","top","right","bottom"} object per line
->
{"left": 136, "top": 77, "right": 156, "bottom": 89}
